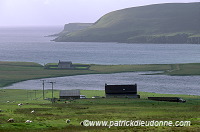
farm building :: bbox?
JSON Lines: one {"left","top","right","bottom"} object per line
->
{"left": 105, "top": 83, "right": 140, "bottom": 98}
{"left": 58, "top": 60, "right": 72, "bottom": 69}
{"left": 148, "top": 97, "right": 186, "bottom": 103}
{"left": 59, "top": 90, "right": 80, "bottom": 100}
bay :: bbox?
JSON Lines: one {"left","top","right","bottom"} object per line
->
{"left": 1, "top": 27, "right": 200, "bottom": 95}
{"left": 4, "top": 72, "right": 200, "bottom": 95}
{"left": 0, "top": 27, "right": 200, "bottom": 65}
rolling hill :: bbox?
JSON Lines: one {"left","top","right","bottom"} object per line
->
{"left": 54, "top": 2, "right": 200, "bottom": 44}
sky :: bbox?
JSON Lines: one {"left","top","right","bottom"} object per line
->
{"left": 0, "top": 0, "right": 199, "bottom": 27}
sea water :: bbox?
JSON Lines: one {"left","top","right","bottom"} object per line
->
{"left": 0, "top": 27, "right": 200, "bottom": 65}
{"left": 4, "top": 72, "right": 200, "bottom": 95}
{"left": 1, "top": 27, "right": 200, "bottom": 95}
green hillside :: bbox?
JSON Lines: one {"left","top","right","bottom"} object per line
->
{"left": 48, "top": 23, "right": 93, "bottom": 37}
{"left": 54, "top": 2, "right": 200, "bottom": 44}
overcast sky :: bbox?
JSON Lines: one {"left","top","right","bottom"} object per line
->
{"left": 0, "top": 0, "right": 199, "bottom": 27}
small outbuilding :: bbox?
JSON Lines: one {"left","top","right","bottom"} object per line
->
{"left": 105, "top": 83, "right": 140, "bottom": 98}
{"left": 148, "top": 97, "right": 186, "bottom": 103}
{"left": 58, "top": 60, "right": 72, "bottom": 69}
{"left": 59, "top": 90, "right": 80, "bottom": 100}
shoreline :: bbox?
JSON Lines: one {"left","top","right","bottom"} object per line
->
{"left": 1, "top": 61, "right": 200, "bottom": 88}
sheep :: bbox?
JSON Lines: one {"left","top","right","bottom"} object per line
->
{"left": 25, "top": 120, "right": 32, "bottom": 123}
{"left": 66, "top": 119, "right": 70, "bottom": 124}
{"left": 80, "top": 121, "right": 84, "bottom": 126}
{"left": 18, "top": 103, "right": 23, "bottom": 107}
{"left": 31, "top": 110, "right": 35, "bottom": 113}
{"left": 7, "top": 101, "right": 10, "bottom": 103}
{"left": 7, "top": 118, "right": 14, "bottom": 123}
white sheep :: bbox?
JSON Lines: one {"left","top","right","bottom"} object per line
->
{"left": 7, "top": 101, "right": 10, "bottom": 103}
{"left": 25, "top": 120, "right": 32, "bottom": 123}
{"left": 31, "top": 110, "right": 35, "bottom": 113}
{"left": 66, "top": 119, "right": 70, "bottom": 124}
{"left": 18, "top": 103, "right": 23, "bottom": 107}
{"left": 7, "top": 118, "right": 14, "bottom": 123}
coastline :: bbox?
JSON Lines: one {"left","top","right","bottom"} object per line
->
{"left": 3, "top": 71, "right": 200, "bottom": 96}
{"left": 1, "top": 61, "right": 200, "bottom": 96}
{"left": 1, "top": 61, "right": 200, "bottom": 88}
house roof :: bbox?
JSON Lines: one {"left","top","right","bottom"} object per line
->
{"left": 59, "top": 90, "right": 80, "bottom": 96}
{"left": 58, "top": 61, "right": 72, "bottom": 64}
{"left": 105, "top": 84, "right": 137, "bottom": 94}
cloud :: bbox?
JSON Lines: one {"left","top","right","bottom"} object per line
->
{"left": 44, "top": 0, "right": 52, "bottom": 5}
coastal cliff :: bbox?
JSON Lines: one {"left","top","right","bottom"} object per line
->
{"left": 54, "top": 3, "right": 200, "bottom": 44}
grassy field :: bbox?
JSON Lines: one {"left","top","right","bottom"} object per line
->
{"left": 1, "top": 61, "right": 200, "bottom": 88}
{"left": 0, "top": 89, "right": 199, "bottom": 132}
{"left": 0, "top": 61, "right": 200, "bottom": 131}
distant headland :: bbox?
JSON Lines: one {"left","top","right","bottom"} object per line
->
{"left": 53, "top": 2, "right": 200, "bottom": 44}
